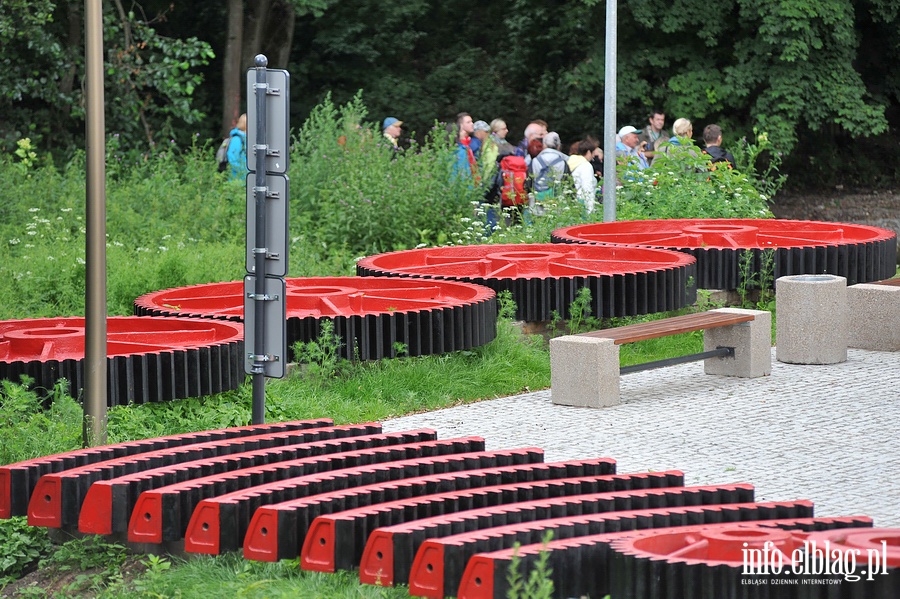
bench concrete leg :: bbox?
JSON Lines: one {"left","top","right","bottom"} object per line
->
{"left": 550, "top": 336, "right": 620, "bottom": 408}
{"left": 775, "top": 274, "right": 848, "bottom": 365}
{"left": 847, "top": 283, "right": 900, "bottom": 351}
{"left": 704, "top": 308, "right": 772, "bottom": 377}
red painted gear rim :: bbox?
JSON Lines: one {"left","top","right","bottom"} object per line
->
{"left": 552, "top": 218, "right": 896, "bottom": 249}
{"left": 0, "top": 317, "right": 243, "bottom": 361}
{"left": 805, "top": 527, "right": 900, "bottom": 568}
{"left": 356, "top": 243, "right": 694, "bottom": 279}
{"left": 610, "top": 524, "right": 806, "bottom": 566}
{"left": 134, "top": 277, "right": 495, "bottom": 320}
{"left": 356, "top": 243, "right": 697, "bottom": 321}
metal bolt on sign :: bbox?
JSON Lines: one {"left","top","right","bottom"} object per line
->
{"left": 245, "top": 55, "right": 290, "bottom": 424}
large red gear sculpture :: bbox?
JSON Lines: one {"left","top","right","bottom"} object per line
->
{"left": 0, "top": 317, "right": 244, "bottom": 405}
{"left": 552, "top": 218, "right": 897, "bottom": 289}
{"left": 356, "top": 243, "right": 697, "bottom": 321}
{"left": 135, "top": 277, "right": 496, "bottom": 360}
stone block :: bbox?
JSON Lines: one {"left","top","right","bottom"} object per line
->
{"left": 775, "top": 274, "right": 848, "bottom": 365}
{"left": 704, "top": 308, "right": 772, "bottom": 377}
{"left": 847, "top": 283, "right": 900, "bottom": 351}
{"left": 550, "top": 335, "right": 620, "bottom": 408}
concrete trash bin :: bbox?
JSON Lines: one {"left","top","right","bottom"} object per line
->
{"left": 775, "top": 274, "right": 848, "bottom": 365}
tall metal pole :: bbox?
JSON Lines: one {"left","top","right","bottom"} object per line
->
{"left": 251, "top": 56, "right": 269, "bottom": 425}
{"left": 84, "top": 0, "right": 108, "bottom": 445}
{"left": 602, "top": 0, "right": 618, "bottom": 222}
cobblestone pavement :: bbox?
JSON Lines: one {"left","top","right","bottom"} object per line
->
{"left": 384, "top": 348, "right": 900, "bottom": 527}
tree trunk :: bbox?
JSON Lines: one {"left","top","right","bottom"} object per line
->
{"left": 221, "top": 0, "right": 245, "bottom": 135}
{"left": 242, "top": 0, "right": 295, "bottom": 69}
{"left": 60, "top": 3, "right": 82, "bottom": 100}
{"left": 242, "top": 0, "right": 271, "bottom": 74}
{"left": 270, "top": 1, "right": 295, "bottom": 69}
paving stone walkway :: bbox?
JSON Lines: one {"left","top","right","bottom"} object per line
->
{"left": 384, "top": 347, "right": 900, "bottom": 527}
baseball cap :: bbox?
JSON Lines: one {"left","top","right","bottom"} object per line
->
{"left": 473, "top": 120, "right": 490, "bottom": 132}
{"left": 383, "top": 117, "right": 402, "bottom": 130}
{"left": 617, "top": 125, "right": 642, "bottom": 137}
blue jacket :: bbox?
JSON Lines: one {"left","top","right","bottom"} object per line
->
{"left": 226, "top": 128, "right": 247, "bottom": 180}
{"left": 451, "top": 141, "right": 476, "bottom": 183}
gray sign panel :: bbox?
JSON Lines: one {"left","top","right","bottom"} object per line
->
{"left": 247, "top": 69, "right": 290, "bottom": 174}
{"left": 243, "top": 275, "right": 287, "bottom": 378}
{"left": 246, "top": 173, "right": 289, "bottom": 277}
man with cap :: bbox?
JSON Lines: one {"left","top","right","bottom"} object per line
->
{"left": 615, "top": 125, "right": 649, "bottom": 170}
{"left": 470, "top": 120, "right": 491, "bottom": 159}
{"left": 383, "top": 117, "right": 403, "bottom": 149}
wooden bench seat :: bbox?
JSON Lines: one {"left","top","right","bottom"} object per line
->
{"left": 872, "top": 277, "right": 900, "bottom": 287}
{"left": 577, "top": 311, "right": 756, "bottom": 345}
{"left": 550, "top": 308, "right": 772, "bottom": 408}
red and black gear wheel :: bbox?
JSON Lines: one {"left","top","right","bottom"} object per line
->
{"left": 608, "top": 525, "right": 806, "bottom": 598}
{"left": 800, "top": 528, "right": 900, "bottom": 598}
{"left": 608, "top": 524, "right": 900, "bottom": 599}
{"left": 552, "top": 219, "right": 898, "bottom": 290}
{"left": 135, "top": 277, "right": 496, "bottom": 361}
{"left": 356, "top": 243, "right": 697, "bottom": 322}
{"left": 0, "top": 317, "right": 244, "bottom": 406}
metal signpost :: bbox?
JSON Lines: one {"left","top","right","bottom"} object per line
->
{"left": 603, "top": 0, "right": 618, "bottom": 222}
{"left": 244, "top": 55, "right": 290, "bottom": 424}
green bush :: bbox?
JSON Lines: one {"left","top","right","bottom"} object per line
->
{"left": 615, "top": 139, "right": 777, "bottom": 221}
{"left": 289, "top": 92, "right": 482, "bottom": 255}
{"left": 0, "top": 518, "right": 52, "bottom": 586}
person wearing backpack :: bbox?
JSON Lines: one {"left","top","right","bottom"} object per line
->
{"left": 528, "top": 131, "right": 570, "bottom": 216}
{"left": 226, "top": 113, "right": 248, "bottom": 181}
{"left": 483, "top": 145, "right": 527, "bottom": 227}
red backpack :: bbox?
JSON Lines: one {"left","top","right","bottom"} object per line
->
{"left": 498, "top": 155, "right": 528, "bottom": 206}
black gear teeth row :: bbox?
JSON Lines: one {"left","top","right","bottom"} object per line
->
{"left": 3, "top": 420, "right": 897, "bottom": 598}
{"left": 0, "top": 418, "right": 334, "bottom": 519}
{"left": 284, "top": 297, "right": 496, "bottom": 361}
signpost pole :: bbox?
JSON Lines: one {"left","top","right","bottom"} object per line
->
{"left": 84, "top": 0, "right": 108, "bottom": 446}
{"left": 244, "top": 55, "right": 289, "bottom": 424}
{"left": 250, "top": 56, "right": 269, "bottom": 424}
{"left": 602, "top": 0, "right": 618, "bottom": 222}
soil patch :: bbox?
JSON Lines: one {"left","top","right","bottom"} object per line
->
{"left": 771, "top": 188, "right": 900, "bottom": 264}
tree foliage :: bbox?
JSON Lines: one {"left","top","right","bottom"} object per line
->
{"left": 0, "top": 1, "right": 212, "bottom": 159}
{"left": 2, "top": 0, "right": 899, "bottom": 181}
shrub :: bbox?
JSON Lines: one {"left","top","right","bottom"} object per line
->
{"left": 289, "top": 92, "right": 482, "bottom": 255}
{"left": 615, "top": 141, "right": 775, "bottom": 221}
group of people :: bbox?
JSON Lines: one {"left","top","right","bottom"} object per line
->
{"left": 381, "top": 110, "right": 736, "bottom": 218}
{"left": 615, "top": 110, "right": 735, "bottom": 169}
